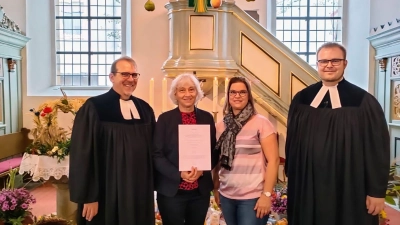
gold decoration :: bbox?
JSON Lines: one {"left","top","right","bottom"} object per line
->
{"left": 393, "top": 82, "right": 400, "bottom": 120}
{"left": 144, "top": 0, "right": 155, "bottom": 11}
{"left": 194, "top": 0, "right": 208, "bottom": 13}
{"left": 210, "top": 0, "right": 222, "bottom": 8}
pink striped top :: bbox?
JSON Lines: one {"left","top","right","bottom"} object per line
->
{"left": 216, "top": 114, "right": 276, "bottom": 199}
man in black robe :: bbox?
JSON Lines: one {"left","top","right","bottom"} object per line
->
{"left": 69, "top": 56, "right": 156, "bottom": 225}
{"left": 285, "top": 42, "right": 390, "bottom": 225}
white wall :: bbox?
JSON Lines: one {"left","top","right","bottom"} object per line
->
{"left": 130, "top": 0, "right": 170, "bottom": 117}
{"left": 370, "top": 0, "right": 400, "bottom": 35}
{"left": 341, "top": 0, "right": 372, "bottom": 90}
{"left": 0, "top": 0, "right": 26, "bottom": 33}
{"left": 234, "top": 0, "right": 268, "bottom": 28}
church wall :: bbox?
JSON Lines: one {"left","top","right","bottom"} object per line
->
{"left": 341, "top": 0, "right": 374, "bottom": 92}
{"left": 370, "top": 0, "right": 400, "bottom": 35}
{"left": 17, "top": 0, "right": 281, "bottom": 133}
{"left": 234, "top": 0, "right": 267, "bottom": 29}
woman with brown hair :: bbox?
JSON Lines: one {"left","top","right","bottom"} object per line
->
{"left": 212, "top": 76, "right": 280, "bottom": 225}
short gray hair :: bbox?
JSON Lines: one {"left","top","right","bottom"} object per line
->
{"left": 110, "top": 56, "right": 138, "bottom": 73}
{"left": 168, "top": 73, "right": 204, "bottom": 105}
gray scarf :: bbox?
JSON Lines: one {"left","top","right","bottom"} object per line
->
{"left": 215, "top": 103, "right": 254, "bottom": 170}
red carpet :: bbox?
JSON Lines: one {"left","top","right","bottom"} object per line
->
{"left": 26, "top": 183, "right": 400, "bottom": 224}
{"left": 385, "top": 205, "right": 400, "bottom": 225}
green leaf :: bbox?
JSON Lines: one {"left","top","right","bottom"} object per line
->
{"left": 394, "top": 186, "right": 400, "bottom": 191}
{"left": 385, "top": 196, "right": 396, "bottom": 205}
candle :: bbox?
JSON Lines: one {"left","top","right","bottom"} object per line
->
{"left": 162, "top": 77, "right": 167, "bottom": 112}
{"left": 225, "top": 77, "right": 229, "bottom": 96}
{"left": 213, "top": 77, "right": 218, "bottom": 112}
{"left": 149, "top": 78, "right": 154, "bottom": 109}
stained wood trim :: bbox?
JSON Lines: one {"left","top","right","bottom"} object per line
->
{"left": 0, "top": 128, "right": 32, "bottom": 159}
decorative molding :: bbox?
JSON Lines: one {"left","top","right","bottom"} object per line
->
{"left": 189, "top": 15, "right": 214, "bottom": 50}
{"left": 379, "top": 58, "right": 388, "bottom": 72}
{"left": 0, "top": 5, "right": 22, "bottom": 34}
{"left": 392, "top": 56, "right": 400, "bottom": 77}
{"left": 368, "top": 26, "right": 400, "bottom": 59}
{"left": 393, "top": 81, "right": 400, "bottom": 120}
{"left": 7, "top": 58, "right": 15, "bottom": 72}
{"left": 370, "top": 17, "right": 400, "bottom": 35}
{"left": 290, "top": 73, "right": 307, "bottom": 100}
{"left": 240, "top": 32, "right": 280, "bottom": 97}
{"left": 0, "top": 27, "right": 30, "bottom": 52}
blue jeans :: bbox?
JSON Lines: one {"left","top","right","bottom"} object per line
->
{"left": 220, "top": 193, "right": 269, "bottom": 225}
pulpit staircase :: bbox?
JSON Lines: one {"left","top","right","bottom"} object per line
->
{"left": 162, "top": 0, "right": 320, "bottom": 127}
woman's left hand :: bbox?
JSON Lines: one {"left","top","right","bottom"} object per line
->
{"left": 254, "top": 195, "right": 271, "bottom": 219}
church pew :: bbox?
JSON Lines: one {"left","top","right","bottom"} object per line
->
{"left": 0, "top": 128, "right": 32, "bottom": 178}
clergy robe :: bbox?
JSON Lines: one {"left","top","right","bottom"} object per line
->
{"left": 285, "top": 79, "right": 390, "bottom": 225}
{"left": 69, "top": 88, "right": 156, "bottom": 225}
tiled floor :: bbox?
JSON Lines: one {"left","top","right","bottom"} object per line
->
{"left": 28, "top": 181, "right": 56, "bottom": 217}
{"left": 27, "top": 182, "right": 400, "bottom": 224}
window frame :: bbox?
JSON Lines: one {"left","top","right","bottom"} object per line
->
{"left": 53, "top": 0, "right": 125, "bottom": 88}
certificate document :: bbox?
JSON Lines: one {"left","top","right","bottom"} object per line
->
{"left": 178, "top": 124, "right": 211, "bottom": 171}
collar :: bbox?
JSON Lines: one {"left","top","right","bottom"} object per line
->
{"left": 310, "top": 81, "right": 342, "bottom": 109}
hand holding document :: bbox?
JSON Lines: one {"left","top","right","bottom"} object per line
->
{"left": 178, "top": 124, "right": 211, "bottom": 171}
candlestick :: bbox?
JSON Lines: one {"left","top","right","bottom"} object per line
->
{"left": 212, "top": 111, "right": 218, "bottom": 123}
{"left": 149, "top": 78, "right": 154, "bottom": 109}
{"left": 213, "top": 77, "right": 218, "bottom": 112}
{"left": 225, "top": 77, "right": 229, "bottom": 96}
{"left": 162, "top": 78, "right": 167, "bottom": 112}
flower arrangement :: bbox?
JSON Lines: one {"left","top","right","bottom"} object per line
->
{"left": 271, "top": 185, "right": 288, "bottom": 215}
{"left": 25, "top": 89, "right": 86, "bottom": 162}
{"left": 0, "top": 168, "right": 36, "bottom": 225}
{"left": 385, "top": 164, "right": 400, "bottom": 209}
{"left": 31, "top": 214, "right": 74, "bottom": 225}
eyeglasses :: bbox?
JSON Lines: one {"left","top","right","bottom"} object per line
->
{"left": 317, "top": 59, "right": 345, "bottom": 66}
{"left": 114, "top": 72, "right": 140, "bottom": 79}
{"left": 229, "top": 90, "right": 248, "bottom": 97}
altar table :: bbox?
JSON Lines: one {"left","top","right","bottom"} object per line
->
{"left": 18, "top": 153, "right": 77, "bottom": 222}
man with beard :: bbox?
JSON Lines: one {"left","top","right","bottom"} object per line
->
{"left": 285, "top": 42, "right": 390, "bottom": 225}
{"left": 69, "top": 56, "right": 155, "bottom": 225}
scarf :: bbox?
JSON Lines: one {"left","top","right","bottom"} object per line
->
{"left": 215, "top": 103, "right": 254, "bottom": 170}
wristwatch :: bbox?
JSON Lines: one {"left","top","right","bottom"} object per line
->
{"left": 263, "top": 191, "right": 272, "bottom": 197}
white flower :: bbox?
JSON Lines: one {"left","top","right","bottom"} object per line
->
{"left": 58, "top": 149, "right": 63, "bottom": 155}
{"left": 36, "top": 150, "right": 41, "bottom": 154}
{"left": 51, "top": 146, "right": 59, "bottom": 153}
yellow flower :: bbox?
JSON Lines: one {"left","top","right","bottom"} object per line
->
{"left": 281, "top": 195, "right": 287, "bottom": 199}
{"left": 51, "top": 146, "right": 59, "bottom": 153}
{"left": 379, "top": 209, "right": 387, "bottom": 219}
